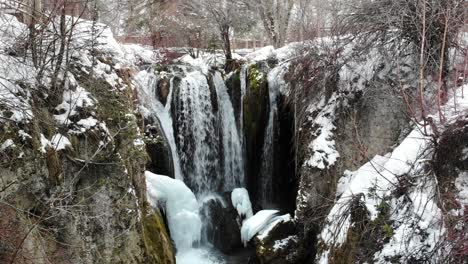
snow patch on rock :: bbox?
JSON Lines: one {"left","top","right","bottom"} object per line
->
{"left": 231, "top": 188, "right": 253, "bottom": 220}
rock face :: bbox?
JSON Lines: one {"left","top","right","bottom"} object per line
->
{"left": 291, "top": 57, "right": 410, "bottom": 261}
{"left": 254, "top": 220, "right": 299, "bottom": 264}
{"left": 0, "top": 60, "right": 175, "bottom": 264}
{"left": 157, "top": 76, "right": 171, "bottom": 106}
{"left": 243, "top": 63, "right": 271, "bottom": 207}
{"left": 200, "top": 193, "right": 243, "bottom": 253}
{"left": 225, "top": 69, "right": 242, "bottom": 130}
{"left": 273, "top": 95, "right": 297, "bottom": 212}
{"left": 145, "top": 120, "right": 175, "bottom": 178}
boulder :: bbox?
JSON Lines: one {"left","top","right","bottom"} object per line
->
{"left": 144, "top": 121, "right": 174, "bottom": 178}
{"left": 157, "top": 76, "right": 171, "bottom": 106}
{"left": 200, "top": 193, "right": 243, "bottom": 253}
{"left": 254, "top": 218, "right": 299, "bottom": 264}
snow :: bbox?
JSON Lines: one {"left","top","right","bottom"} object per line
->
{"left": 244, "top": 46, "right": 275, "bottom": 62}
{"left": 317, "top": 85, "right": 468, "bottom": 263}
{"left": 145, "top": 171, "right": 202, "bottom": 251}
{"left": 339, "top": 47, "right": 383, "bottom": 92}
{"left": 318, "top": 128, "right": 429, "bottom": 248}
{"left": 39, "top": 134, "right": 51, "bottom": 153}
{"left": 38, "top": 134, "right": 71, "bottom": 152}
{"left": 0, "top": 14, "right": 27, "bottom": 50}
{"left": 179, "top": 55, "right": 210, "bottom": 74}
{"left": 54, "top": 86, "right": 95, "bottom": 125}
{"left": 240, "top": 209, "right": 279, "bottom": 246}
{"left": 231, "top": 188, "right": 253, "bottom": 220}
{"left": 273, "top": 235, "right": 298, "bottom": 251}
{"left": 0, "top": 16, "right": 35, "bottom": 123}
{"left": 121, "top": 44, "right": 159, "bottom": 65}
{"left": 455, "top": 171, "right": 468, "bottom": 214}
{"left": 50, "top": 134, "right": 71, "bottom": 151}
{"left": 0, "top": 78, "right": 33, "bottom": 122}
{"left": 274, "top": 42, "right": 303, "bottom": 62}
{"left": 0, "top": 139, "right": 15, "bottom": 151}
{"left": 133, "top": 138, "right": 144, "bottom": 147}
{"left": 76, "top": 117, "right": 98, "bottom": 130}
{"left": 257, "top": 213, "right": 292, "bottom": 241}
{"left": 71, "top": 18, "right": 125, "bottom": 59}
{"left": 18, "top": 130, "right": 31, "bottom": 140}
{"left": 304, "top": 94, "right": 340, "bottom": 170}
{"left": 243, "top": 42, "right": 303, "bottom": 63}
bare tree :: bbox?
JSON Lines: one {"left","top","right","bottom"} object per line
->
{"left": 245, "top": 0, "right": 295, "bottom": 48}
{"left": 338, "top": 0, "right": 465, "bottom": 126}
{"left": 181, "top": 0, "right": 255, "bottom": 71}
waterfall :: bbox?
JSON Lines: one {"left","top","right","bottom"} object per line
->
{"left": 137, "top": 66, "right": 245, "bottom": 193}
{"left": 258, "top": 66, "right": 282, "bottom": 207}
{"left": 171, "top": 70, "right": 245, "bottom": 193}
{"left": 213, "top": 72, "right": 245, "bottom": 190}
{"left": 134, "top": 71, "right": 183, "bottom": 180}
{"left": 173, "top": 71, "right": 221, "bottom": 193}
{"left": 140, "top": 66, "right": 247, "bottom": 263}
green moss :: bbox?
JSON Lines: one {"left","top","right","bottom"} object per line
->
{"left": 142, "top": 210, "right": 175, "bottom": 264}
{"left": 382, "top": 223, "right": 393, "bottom": 238}
{"left": 248, "top": 64, "right": 264, "bottom": 93}
{"left": 154, "top": 64, "right": 163, "bottom": 72}
{"left": 328, "top": 198, "right": 394, "bottom": 263}
{"left": 233, "top": 70, "right": 241, "bottom": 83}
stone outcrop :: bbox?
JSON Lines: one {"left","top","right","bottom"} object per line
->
{"left": 200, "top": 193, "right": 243, "bottom": 254}
{"left": 243, "top": 63, "right": 271, "bottom": 208}
{"left": 292, "top": 58, "right": 410, "bottom": 262}
{"left": 0, "top": 59, "right": 175, "bottom": 264}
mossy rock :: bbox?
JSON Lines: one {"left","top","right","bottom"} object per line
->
{"left": 327, "top": 196, "right": 393, "bottom": 264}
{"left": 254, "top": 220, "right": 298, "bottom": 264}
{"left": 142, "top": 210, "right": 176, "bottom": 264}
{"left": 243, "top": 63, "right": 270, "bottom": 202}
{"left": 225, "top": 69, "right": 242, "bottom": 129}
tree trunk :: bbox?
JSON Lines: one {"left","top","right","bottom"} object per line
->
{"left": 221, "top": 25, "right": 234, "bottom": 73}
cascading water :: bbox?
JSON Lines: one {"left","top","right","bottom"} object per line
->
{"left": 171, "top": 70, "right": 245, "bottom": 193}
{"left": 172, "top": 71, "right": 222, "bottom": 193}
{"left": 138, "top": 65, "right": 247, "bottom": 263}
{"left": 257, "top": 73, "right": 278, "bottom": 207}
{"left": 258, "top": 65, "right": 287, "bottom": 208}
{"left": 134, "top": 70, "right": 183, "bottom": 180}
{"left": 213, "top": 72, "right": 245, "bottom": 189}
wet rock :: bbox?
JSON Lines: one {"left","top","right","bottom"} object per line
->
{"left": 200, "top": 193, "right": 243, "bottom": 253}
{"left": 254, "top": 219, "right": 299, "bottom": 264}
{"left": 243, "top": 63, "right": 270, "bottom": 207}
{"left": 144, "top": 121, "right": 174, "bottom": 178}
{"left": 225, "top": 70, "right": 242, "bottom": 129}
{"left": 157, "top": 76, "right": 171, "bottom": 106}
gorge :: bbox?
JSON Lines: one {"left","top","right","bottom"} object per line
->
{"left": 1, "top": 13, "right": 467, "bottom": 264}
{"left": 136, "top": 54, "right": 298, "bottom": 263}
